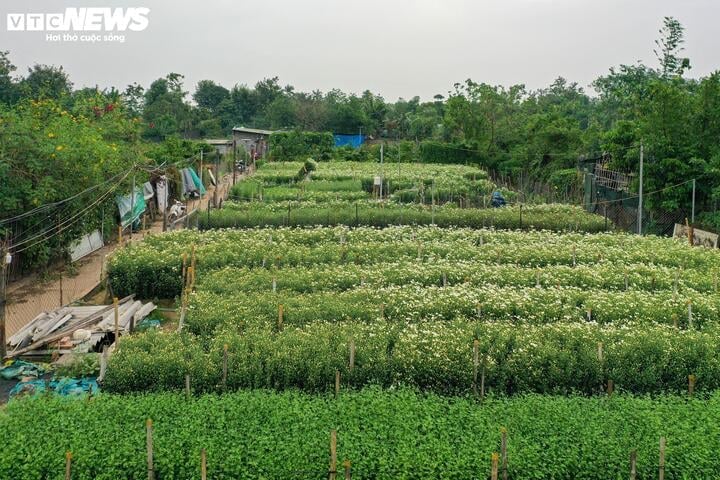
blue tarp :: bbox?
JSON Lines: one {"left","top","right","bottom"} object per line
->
{"left": 9, "top": 377, "right": 99, "bottom": 398}
{"left": 334, "top": 134, "right": 366, "bottom": 148}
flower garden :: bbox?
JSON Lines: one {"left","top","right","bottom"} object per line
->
{"left": 3, "top": 160, "right": 720, "bottom": 478}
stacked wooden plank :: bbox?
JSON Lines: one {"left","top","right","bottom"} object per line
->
{"left": 6, "top": 296, "right": 156, "bottom": 358}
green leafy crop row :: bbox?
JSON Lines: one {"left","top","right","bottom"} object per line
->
{"left": 6, "top": 389, "right": 717, "bottom": 479}
{"left": 199, "top": 201, "right": 607, "bottom": 232}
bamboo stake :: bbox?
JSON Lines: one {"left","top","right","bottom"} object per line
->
{"left": 222, "top": 344, "right": 228, "bottom": 389}
{"left": 335, "top": 370, "right": 341, "bottom": 398}
{"left": 349, "top": 338, "right": 355, "bottom": 371}
{"left": 182, "top": 252, "right": 187, "bottom": 284}
{"left": 329, "top": 430, "right": 337, "bottom": 480}
{"left": 659, "top": 437, "right": 666, "bottom": 480}
{"left": 500, "top": 428, "right": 508, "bottom": 480}
{"left": 473, "top": 340, "right": 479, "bottom": 397}
{"left": 65, "top": 451, "right": 72, "bottom": 480}
{"left": 689, "top": 374, "right": 696, "bottom": 396}
{"left": 146, "top": 419, "right": 155, "bottom": 480}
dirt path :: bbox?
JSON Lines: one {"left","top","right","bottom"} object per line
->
{"left": 5, "top": 175, "right": 234, "bottom": 338}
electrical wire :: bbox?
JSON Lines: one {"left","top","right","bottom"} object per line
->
{"left": 5, "top": 169, "right": 133, "bottom": 246}
{"left": 10, "top": 169, "right": 133, "bottom": 254}
{"left": 0, "top": 170, "right": 129, "bottom": 225}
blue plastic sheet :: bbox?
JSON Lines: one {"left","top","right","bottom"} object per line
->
{"left": 10, "top": 377, "right": 99, "bottom": 398}
{"left": 0, "top": 360, "right": 46, "bottom": 380}
{"left": 334, "top": 134, "right": 365, "bottom": 148}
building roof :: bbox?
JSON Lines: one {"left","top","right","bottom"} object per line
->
{"left": 232, "top": 127, "right": 274, "bottom": 136}
{"left": 204, "top": 138, "right": 233, "bottom": 145}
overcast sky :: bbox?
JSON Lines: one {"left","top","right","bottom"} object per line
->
{"left": 1, "top": 0, "right": 718, "bottom": 101}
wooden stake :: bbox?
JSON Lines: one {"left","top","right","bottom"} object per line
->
{"left": 182, "top": 253, "right": 187, "bottom": 284}
{"left": 490, "top": 452, "right": 499, "bottom": 480}
{"left": 689, "top": 374, "right": 696, "bottom": 396}
{"left": 672, "top": 313, "right": 678, "bottom": 329}
{"left": 688, "top": 301, "right": 693, "bottom": 329}
{"left": 500, "top": 428, "right": 508, "bottom": 480}
{"left": 572, "top": 245, "right": 576, "bottom": 267}
{"left": 335, "top": 370, "right": 341, "bottom": 398}
{"left": 146, "top": 419, "right": 155, "bottom": 480}
{"left": 343, "top": 460, "right": 351, "bottom": 480}
{"left": 348, "top": 338, "right": 355, "bottom": 371}
{"left": 185, "top": 374, "right": 190, "bottom": 400}
{"left": 442, "top": 271, "right": 447, "bottom": 287}
{"left": 480, "top": 360, "right": 486, "bottom": 400}
{"left": 222, "top": 344, "right": 228, "bottom": 389}
{"left": 472, "top": 340, "right": 479, "bottom": 397}
{"left": 629, "top": 449, "right": 637, "bottom": 480}
{"left": 113, "top": 297, "right": 119, "bottom": 343}
{"left": 272, "top": 277, "right": 277, "bottom": 293}
{"left": 201, "top": 448, "right": 207, "bottom": 480}
{"left": 329, "top": 430, "right": 337, "bottom": 480}
{"left": 65, "top": 451, "right": 72, "bottom": 480}
{"left": 535, "top": 269, "right": 540, "bottom": 288}
{"left": 607, "top": 379, "right": 614, "bottom": 396}
{"left": 659, "top": 437, "right": 666, "bottom": 480}
{"left": 624, "top": 271, "right": 628, "bottom": 291}
{"left": 586, "top": 308, "right": 592, "bottom": 322}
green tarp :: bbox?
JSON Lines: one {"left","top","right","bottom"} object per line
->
{"left": 189, "top": 168, "right": 207, "bottom": 195}
{"left": 116, "top": 187, "right": 147, "bottom": 228}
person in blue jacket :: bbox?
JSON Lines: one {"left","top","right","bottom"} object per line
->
{"left": 491, "top": 190, "right": 506, "bottom": 208}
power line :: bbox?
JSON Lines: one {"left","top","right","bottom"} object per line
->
{"left": 10, "top": 169, "right": 133, "bottom": 254}
{"left": 0, "top": 170, "right": 130, "bottom": 226}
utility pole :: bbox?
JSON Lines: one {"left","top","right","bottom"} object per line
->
{"left": 379, "top": 143, "right": 384, "bottom": 199}
{"left": 0, "top": 241, "right": 9, "bottom": 359}
{"left": 637, "top": 143, "right": 644, "bottom": 235}
{"left": 691, "top": 178, "right": 696, "bottom": 224}
{"left": 129, "top": 171, "right": 136, "bottom": 241}
{"left": 232, "top": 140, "right": 237, "bottom": 186}
{"left": 213, "top": 151, "right": 220, "bottom": 208}
{"left": 199, "top": 149, "right": 204, "bottom": 186}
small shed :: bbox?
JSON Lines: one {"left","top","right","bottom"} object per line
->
{"left": 204, "top": 138, "right": 234, "bottom": 155}
{"left": 232, "top": 127, "right": 274, "bottom": 159}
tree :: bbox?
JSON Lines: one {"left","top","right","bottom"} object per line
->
{"left": 123, "top": 82, "right": 145, "bottom": 118}
{"left": 21, "top": 64, "right": 72, "bottom": 100}
{"left": 654, "top": 16, "right": 691, "bottom": 78}
{"left": 193, "top": 80, "right": 230, "bottom": 113}
{"left": 0, "top": 51, "right": 19, "bottom": 105}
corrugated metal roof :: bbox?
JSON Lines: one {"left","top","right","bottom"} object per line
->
{"left": 232, "top": 127, "right": 274, "bottom": 135}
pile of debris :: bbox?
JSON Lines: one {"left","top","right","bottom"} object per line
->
{"left": 6, "top": 295, "right": 156, "bottom": 358}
